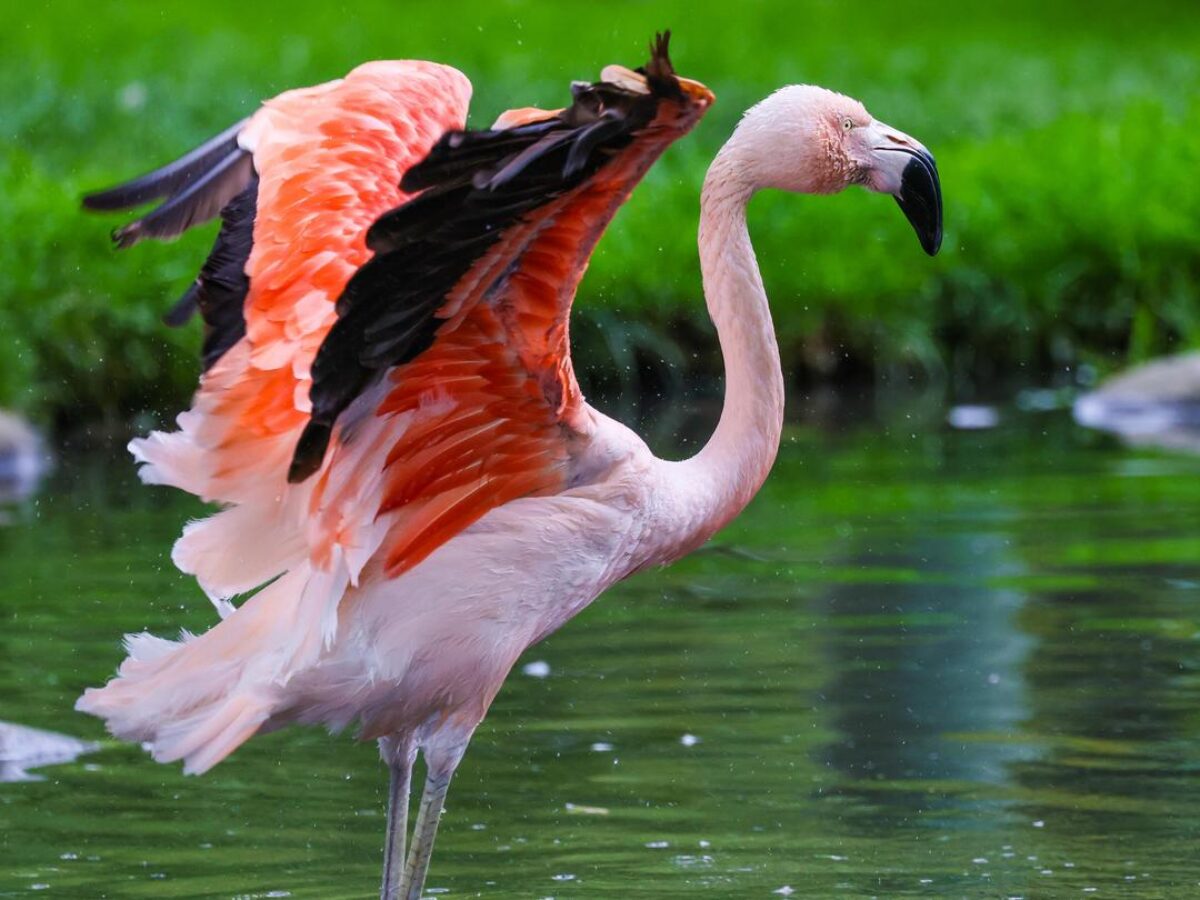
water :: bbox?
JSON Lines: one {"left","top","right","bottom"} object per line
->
{"left": 2, "top": 405, "right": 1200, "bottom": 897}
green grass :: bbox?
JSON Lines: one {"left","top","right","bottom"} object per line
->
{"left": 3, "top": 0, "right": 1200, "bottom": 426}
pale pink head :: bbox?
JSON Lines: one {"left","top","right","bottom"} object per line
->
{"left": 728, "top": 84, "right": 942, "bottom": 255}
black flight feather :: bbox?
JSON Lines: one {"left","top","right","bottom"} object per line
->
{"left": 84, "top": 119, "right": 258, "bottom": 371}
{"left": 184, "top": 176, "right": 258, "bottom": 370}
{"left": 82, "top": 118, "right": 248, "bottom": 211}
{"left": 111, "top": 149, "right": 253, "bottom": 248}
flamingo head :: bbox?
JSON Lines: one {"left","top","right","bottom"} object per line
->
{"left": 731, "top": 85, "right": 943, "bottom": 255}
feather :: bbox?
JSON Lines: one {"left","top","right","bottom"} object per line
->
{"left": 159, "top": 175, "right": 256, "bottom": 366}
{"left": 112, "top": 150, "right": 253, "bottom": 248}
{"left": 191, "top": 176, "right": 257, "bottom": 369}
{"left": 288, "top": 421, "right": 334, "bottom": 484}
{"left": 148, "top": 203, "right": 257, "bottom": 366}
{"left": 563, "top": 113, "right": 627, "bottom": 178}
{"left": 82, "top": 118, "right": 247, "bottom": 211}
{"left": 84, "top": 121, "right": 258, "bottom": 370}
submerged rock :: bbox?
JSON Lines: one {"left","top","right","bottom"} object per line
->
{"left": 0, "top": 410, "right": 47, "bottom": 503}
{"left": 0, "top": 720, "right": 99, "bottom": 782}
{"left": 1073, "top": 352, "right": 1200, "bottom": 453}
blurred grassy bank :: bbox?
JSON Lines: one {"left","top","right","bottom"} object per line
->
{"left": 2, "top": 0, "right": 1199, "bottom": 428}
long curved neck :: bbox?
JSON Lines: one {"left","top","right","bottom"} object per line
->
{"left": 647, "top": 142, "right": 785, "bottom": 562}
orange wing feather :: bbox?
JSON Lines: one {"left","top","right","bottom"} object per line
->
{"left": 207, "top": 62, "right": 473, "bottom": 494}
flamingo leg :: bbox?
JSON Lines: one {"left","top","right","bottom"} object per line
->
{"left": 398, "top": 741, "right": 468, "bottom": 900}
{"left": 380, "top": 735, "right": 416, "bottom": 900}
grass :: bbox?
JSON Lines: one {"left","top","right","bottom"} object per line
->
{"left": 3, "top": 0, "right": 1200, "bottom": 426}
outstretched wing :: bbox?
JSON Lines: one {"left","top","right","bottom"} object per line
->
{"left": 299, "top": 35, "right": 714, "bottom": 578}
{"left": 85, "top": 61, "right": 474, "bottom": 519}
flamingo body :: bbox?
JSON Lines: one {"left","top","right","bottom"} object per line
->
{"left": 77, "top": 36, "right": 941, "bottom": 896}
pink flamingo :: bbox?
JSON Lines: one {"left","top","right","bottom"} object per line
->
{"left": 78, "top": 35, "right": 940, "bottom": 898}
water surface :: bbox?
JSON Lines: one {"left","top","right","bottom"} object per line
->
{"left": 2, "top": 406, "right": 1199, "bottom": 898}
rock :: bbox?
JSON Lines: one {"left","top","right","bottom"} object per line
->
{"left": 1073, "top": 352, "right": 1200, "bottom": 453}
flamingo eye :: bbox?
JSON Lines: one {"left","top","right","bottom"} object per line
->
{"left": 842, "top": 116, "right": 854, "bottom": 132}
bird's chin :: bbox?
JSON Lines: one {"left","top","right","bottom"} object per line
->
{"left": 893, "top": 149, "right": 942, "bottom": 256}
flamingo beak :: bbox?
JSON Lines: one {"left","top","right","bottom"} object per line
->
{"left": 893, "top": 148, "right": 942, "bottom": 256}
{"left": 864, "top": 123, "right": 943, "bottom": 256}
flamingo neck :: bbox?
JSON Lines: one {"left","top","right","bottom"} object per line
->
{"left": 648, "top": 142, "right": 785, "bottom": 561}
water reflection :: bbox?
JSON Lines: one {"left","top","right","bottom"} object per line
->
{"left": 2, "top": 405, "right": 1200, "bottom": 896}
{"left": 818, "top": 532, "right": 1035, "bottom": 793}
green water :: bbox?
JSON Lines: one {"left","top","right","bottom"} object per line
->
{"left": 3, "top": 406, "right": 1200, "bottom": 898}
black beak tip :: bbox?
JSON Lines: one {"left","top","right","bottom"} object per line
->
{"left": 895, "top": 153, "right": 943, "bottom": 258}
{"left": 921, "top": 225, "right": 943, "bottom": 257}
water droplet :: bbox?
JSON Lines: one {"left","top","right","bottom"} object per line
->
{"left": 564, "top": 802, "right": 608, "bottom": 816}
{"left": 118, "top": 82, "right": 147, "bottom": 111}
{"left": 523, "top": 660, "right": 551, "bottom": 678}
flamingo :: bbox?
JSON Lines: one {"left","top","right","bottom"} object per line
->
{"left": 76, "top": 34, "right": 941, "bottom": 898}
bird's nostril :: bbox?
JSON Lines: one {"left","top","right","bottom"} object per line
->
{"left": 884, "top": 133, "right": 908, "bottom": 145}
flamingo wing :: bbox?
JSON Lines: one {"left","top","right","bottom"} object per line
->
{"left": 84, "top": 40, "right": 711, "bottom": 609}
{"left": 296, "top": 35, "right": 713, "bottom": 579}
{"left": 86, "top": 61, "right": 473, "bottom": 519}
